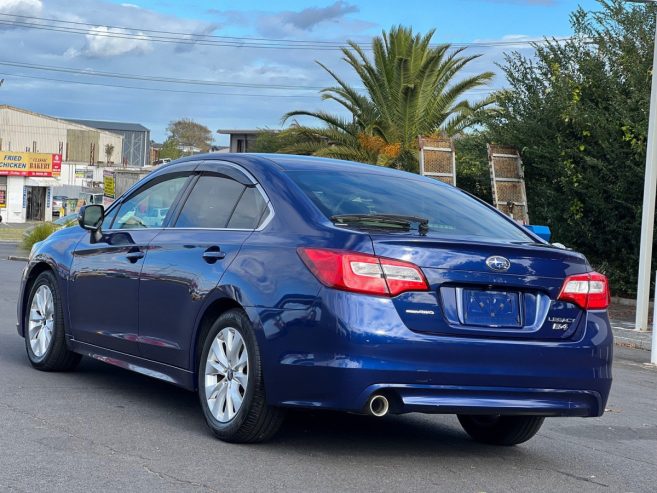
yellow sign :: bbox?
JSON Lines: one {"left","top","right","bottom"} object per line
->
{"left": 0, "top": 152, "right": 62, "bottom": 177}
{"left": 103, "top": 170, "right": 115, "bottom": 199}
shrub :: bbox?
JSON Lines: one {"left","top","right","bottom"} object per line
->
{"left": 22, "top": 223, "right": 59, "bottom": 251}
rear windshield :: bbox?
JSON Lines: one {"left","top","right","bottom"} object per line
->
{"left": 288, "top": 170, "right": 531, "bottom": 242}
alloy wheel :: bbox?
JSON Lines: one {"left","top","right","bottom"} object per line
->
{"left": 204, "top": 327, "right": 249, "bottom": 422}
{"left": 28, "top": 285, "right": 55, "bottom": 358}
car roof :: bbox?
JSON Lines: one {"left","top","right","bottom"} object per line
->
{"left": 166, "top": 153, "right": 447, "bottom": 186}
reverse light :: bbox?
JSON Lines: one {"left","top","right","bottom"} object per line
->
{"left": 298, "top": 248, "right": 429, "bottom": 297}
{"left": 557, "top": 272, "right": 610, "bottom": 310}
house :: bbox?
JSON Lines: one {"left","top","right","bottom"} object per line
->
{"left": 216, "top": 129, "right": 262, "bottom": 153}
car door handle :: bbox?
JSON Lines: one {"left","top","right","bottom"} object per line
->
{"left": 202, "top": 246, "right": 226, "bottom": 264}
{"left": 126, "top": 247, "right": 145, "bottom": 263}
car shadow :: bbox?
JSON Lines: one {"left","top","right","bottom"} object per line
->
{"left": 64, "top": 357, "right": 535, "bottom": 459}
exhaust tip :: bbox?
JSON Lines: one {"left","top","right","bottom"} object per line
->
{"left": 368, "top": 394, "right": 389, "bottom": 417}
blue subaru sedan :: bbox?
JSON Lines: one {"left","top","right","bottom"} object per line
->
{"left": 17, "top": 154, "right": 612, "bottom": 444}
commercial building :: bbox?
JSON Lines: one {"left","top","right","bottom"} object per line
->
{"left": 0, "top": 105, "right": 123, "bottom": 223}
{"left": 64, "top": 119, "right": 150, "bottom": 167}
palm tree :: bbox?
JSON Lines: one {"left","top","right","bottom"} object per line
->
{"left": 282, "top": 26, "right": 495, "bottom": 171}
{"left": 104, "top": 143, "right": 115, "bottom": 164}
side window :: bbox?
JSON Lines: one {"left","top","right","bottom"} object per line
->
{"left": 227, "top": 186, "right": 268, "bottom": 229}
{"left": 113, "top": 175, "right": 188, "bottom": 229}
{"left": 175, "top": 175, "right": 245, "bottom": 229}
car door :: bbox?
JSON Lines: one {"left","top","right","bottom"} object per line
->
{"left": 137, "top": 163, "right": 271, "bottom": 368}
{"left": 68, "top": 171, "right": 192, "bottom": 355}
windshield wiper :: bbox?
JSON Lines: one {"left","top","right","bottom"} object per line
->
{"left": 330, "top": 214, "right": 429, "bottom": 235}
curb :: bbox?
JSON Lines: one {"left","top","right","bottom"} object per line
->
{"left": 611, "top": 296, "right": 653, "bottom": 308}
{"left": 615, "top": 338, "right": 650, "bottom": 351}
{"left": 611, "top": 325, "right": 652, "bottom": 351}
{"left": 7, "top": 256, "right": 28, "bottom": 262}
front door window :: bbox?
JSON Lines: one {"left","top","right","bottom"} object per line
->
{"left": 113, "top": 176, "right": 187, "bottom": 229}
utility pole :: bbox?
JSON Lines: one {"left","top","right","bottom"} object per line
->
{"left": 626, "top": 0, "right": 657, "bottom": 363}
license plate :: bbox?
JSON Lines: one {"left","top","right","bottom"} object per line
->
{"left": 463, "top": 289, "right": 521, "bottom": 327}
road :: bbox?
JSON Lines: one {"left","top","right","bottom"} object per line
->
{"left": 0, "top": 242, "right": 24, "bottom": 259}
{"left": 0, "top": 256, "right": 655, "bottom": 492}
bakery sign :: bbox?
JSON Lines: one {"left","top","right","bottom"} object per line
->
{"left": 0, "top": 152, "right": 62, "bottom": 177}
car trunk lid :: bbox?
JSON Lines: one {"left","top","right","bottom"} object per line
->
{"left": 370, "top": 234, "right": 590, "bottom": 340}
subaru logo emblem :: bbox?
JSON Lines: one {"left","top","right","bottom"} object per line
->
{"left": 486, "top": 256, "right": 511, "bottom": 272}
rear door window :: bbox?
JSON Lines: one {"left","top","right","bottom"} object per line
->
{"left": 175, "top": 175, "right": 244, "bottom": 229}
{"left": 174, "top": 175, "right": 269, "bottom": 230}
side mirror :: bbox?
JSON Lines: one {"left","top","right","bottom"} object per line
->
{"left": 78, "top": 204, "right": 104, "bottom": 231}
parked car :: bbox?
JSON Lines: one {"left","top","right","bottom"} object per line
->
{"left": 53, "top": 212, "right": 79, "bottom": 228}
{"left": 51, "top": 195, "right": 67, "bottom": 217}
{"left": 17, "top": 154, "right": 613, "bottom": 445}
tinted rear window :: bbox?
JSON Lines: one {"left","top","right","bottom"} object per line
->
{"left": 288, "top": 170, "right": 531, "bottom": 242}
{"left": 227, "top": 186, "right": 267, "bottom": 229}
{"left": 176, "top": 175, "right": 244, "bottom": 229}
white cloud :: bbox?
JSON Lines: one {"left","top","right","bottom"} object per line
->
{"left": 82, "top": 26, "right": 152, "bottom": 58}
{"left": 0, "top": 0, "right": 42, "bottom": 16}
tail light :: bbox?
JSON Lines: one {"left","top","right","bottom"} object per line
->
{"left": 298, "top": 248, "right": 429, "bottom": 297}
{"left": 558, "top": 272, "right": 610, "bottom": 310}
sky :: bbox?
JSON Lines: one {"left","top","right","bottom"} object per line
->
{"left": 0, "top": 0, "right": 604, "bottom": 145}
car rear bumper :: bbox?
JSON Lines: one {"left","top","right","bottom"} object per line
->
{"left": 356, "top": 384, "right": 603, "bottom": 417}
{"left": 255, "top": 289, "right": 613, "bottom": 417}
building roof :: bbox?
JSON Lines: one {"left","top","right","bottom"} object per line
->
{"left": 0, "top": 105, "right": 126, "bottom": 138}
{"left": 216, "top": 129, "right": 265, "bottom": 135}
{"left": 64, "top": 118, "right": 150, "bottom": 133}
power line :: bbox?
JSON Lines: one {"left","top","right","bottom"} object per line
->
{"left": 0, "top": 60, "right": 326, "bottom": 90}
{"left": 0, "top": 12, "right": 576, "bottom": 51}
{"left": 0, "top": 59, "right": 495, "bottom": 95}
{"left": 0, "top": 19, "right": 346, "bottom": 50}
{"left": 0, "top": 12, "right": 349, "bottom": 46}
{"left": 0, "top": 71, "right": 495, "bottom": 99}
{"left": 0, "top": 72, "right": 324, "bottom": 98}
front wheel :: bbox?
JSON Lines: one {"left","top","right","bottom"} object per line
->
{"left": 198, "top": 309, "right": 285, "bottom": 443}
{"left": 457, "top": 414, "right": 545, "bottom": 446}
{"left": 24, "top": 271, "right": 81, "bottom": 371}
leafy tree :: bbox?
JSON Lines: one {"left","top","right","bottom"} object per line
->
{"left": 166, "top": 118, "right": 213, "bottom": 153}
{"left": 482, "top": 0, "right": 656, "bottom": 294}
{"left": 283, "top": 26, "right": 495, "bottom": 171}
{"left": 454, "top": 132, "right": 492, "bottom": 203}
{"left": 251, "top": 129, "right": 302, "bottom": 153}
{"left": 158, "top": 137, "right": 183, "bottom": 160}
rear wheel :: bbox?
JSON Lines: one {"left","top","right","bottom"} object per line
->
{"left": 25, "top": 271, "right": 81, "bottom": 371}
{"left": 457, "top": 414, "right": 544, "bottom": 446}
{"left": 198, "top": 309, "right": 284, "bottom": 443}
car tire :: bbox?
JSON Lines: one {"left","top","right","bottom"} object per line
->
{"left": 457, "top": 414, "right": 544, "bottom": 446}
{"left": 198, "top": 309, "right": 285, "bottom": 443}
{"left": 24, "top": 271, "right": 81, "bottom": 371}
